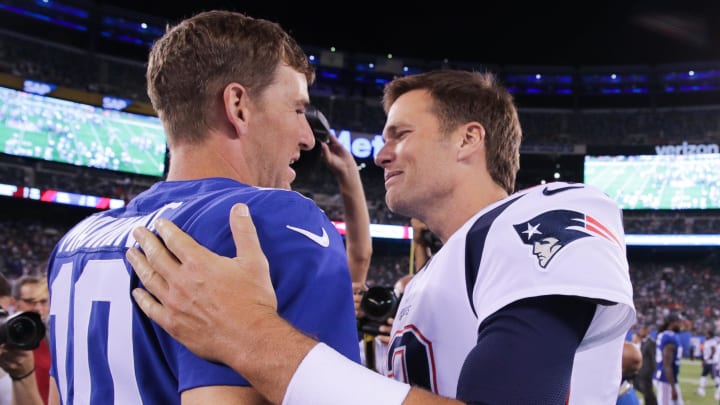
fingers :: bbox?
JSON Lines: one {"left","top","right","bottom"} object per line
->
{"left": 376, "top": 316, "right": 394, "bottom": 336}
{"left": 153, "top": 218, "right": 205, "bottom": 265}
{"left": 229, "top": 203, "right": 262, "bottom": 260}
{"left": 228, "top": 203, "right": 277, "bottom": 310}
{"left": 131, "top": 288, "right": 167, "bottom": 328}
{"left": 127, "top": 229, "right": 169, "bottom": 298}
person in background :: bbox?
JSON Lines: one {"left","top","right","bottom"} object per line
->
{"left": 655, "top": 313, "right": 685, "bottom": 404}
{"left": 128, "top": 69, "right": 635, "bottom": 405}
{"left": 0, "top": 274, "right": 45, "bottom": 405}
{"left": 319, "top": 131, "right": 372, "bottom": 296}
{"left": 358, "top": 216, "right": 432, "bottom": 374}
{"left": 410, "top": 218, "right": 432, "bottom": 272}
{"left": 12, "top": 276, "right": 49, "bottom": 405}
{"left": 358, "top": 273, "right": 413, "bottom": 374}
{"left": 617, "top": 341, "right": 642, "bottom": 405}
{"left": 0, "top": 275, "right": 14, "bottom": 315}
{"left": 45, "top": 10, "right": 360, "bottom": 405}
{"left": 0, "top": 274, "right": 15, "bottom": 405}
{"left": 696, "top": 329, "right": 718, "bottom": 397}
{"left": 634, "top": 324, "right": 657, "bottom": 405}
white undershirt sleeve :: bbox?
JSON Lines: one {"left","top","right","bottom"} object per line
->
{"left": 282, "top": 343, "right": 411, "bottom": 405}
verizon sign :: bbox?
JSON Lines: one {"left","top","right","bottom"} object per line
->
{"left": 655, "top": 141, "right": 719, "bottom": 155}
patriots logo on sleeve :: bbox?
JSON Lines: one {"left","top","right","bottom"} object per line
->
{"left": 513, "top": 209, "right": 621, "bottom": 269}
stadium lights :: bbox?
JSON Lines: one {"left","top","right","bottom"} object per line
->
{"left": 330, "top": 220, "right": 720, "bottom": 246}
{"left": 625, "top": 234, "right": 720, "bottom": 246}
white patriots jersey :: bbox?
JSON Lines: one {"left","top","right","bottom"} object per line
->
{"left": 704, "top": 337, "right": 718, "bottom": 363}
{"left": 384, "top": 182, "right": 636, "bottom": 403}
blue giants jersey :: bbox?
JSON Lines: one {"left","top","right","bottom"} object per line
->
{"left": 655, "top": 330, "right": 682, "bottom": 382}
{"left": 47, "top": 178, "right": 360, "bottom": 404}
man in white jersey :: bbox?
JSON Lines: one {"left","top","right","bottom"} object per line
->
{"left": 697, "top": 330, "right": 718, "bottom": 397}
{"left": 128, "top": 69, "right": 635, "bottom": 404}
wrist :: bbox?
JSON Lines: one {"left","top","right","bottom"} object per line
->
{"left": 352, "top": 282, "right": 369, "bottom": 295}
{"left": 10, "top": 367, "right": 35, "bottom": 381}
{"left": 283, "top": 343, "right": 410, "bottom": 405}
{"left": 227, "top": 310, "right": 316, "bottom": 404}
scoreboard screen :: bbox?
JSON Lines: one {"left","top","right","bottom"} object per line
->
{"left": 0, "top": 86, "right": 166, "bottom": 177}
{"left": 583, "top": 153, "right": 720, "bottom": 210}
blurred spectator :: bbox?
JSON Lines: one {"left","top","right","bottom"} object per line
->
{"left": 12, "top": 276, "right": 49, "bottom": 405}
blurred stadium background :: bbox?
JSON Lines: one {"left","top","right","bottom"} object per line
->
{"left": 1, "top": 1, "right": 719, "bottom": 398}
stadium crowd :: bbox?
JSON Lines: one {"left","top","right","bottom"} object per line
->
{"left": 1, "top": 211, "right": 718, "bottom": 341}
{"left": 2, "top": 29, "right": 720, "bottom": 147}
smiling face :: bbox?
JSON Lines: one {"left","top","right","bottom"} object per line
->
{"left": 375, "top": 89, "right": 457, "bottom": 220}
{"left": 246, "top": 65, "right": 315, "bottom": 189}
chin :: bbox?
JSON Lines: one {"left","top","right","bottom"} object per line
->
{"left": 386, "top": 195, "right": 409, "bottom": 217}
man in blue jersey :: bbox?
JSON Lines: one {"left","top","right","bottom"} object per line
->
{"left": 655, "top": 313, "right": 685, "bottom": 404}
{"left": 128, "top": 70, "right": 636, "bottom": 404}
{"left": 45, "top": 10, "right": 361, "bottom": 404}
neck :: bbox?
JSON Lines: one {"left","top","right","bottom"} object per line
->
{"left": 165, "top": 133, "right": 253, "bottom": 184}
{"left": 423, "top": 181, "right": 508, "bottom": 243}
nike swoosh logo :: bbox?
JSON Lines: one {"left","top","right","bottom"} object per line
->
{"left": 542, "top": 185, "right": 584, "bottom": 196}
{"left": 286, "top": 225, "right": 330, "bottom": 247}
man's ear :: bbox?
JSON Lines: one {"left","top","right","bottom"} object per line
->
{"left": 457, "top": 122, "right": 485, "bottom": 161}
{"left": 223, "top": 82, "right": 250, "bottom": 136}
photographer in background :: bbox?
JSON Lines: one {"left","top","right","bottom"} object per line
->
{"left": 11, "top": 277, "right": 49, "bottom": 405}
{"left": 0, "top": 274, "right": 46, "bottom": 405}
{"left": 318, "top": 130, "right": 372, "bottom": 295}
{"left": 0, "top": 274, "right": 13, "bottom": 405}
{"left": 358, "top": 274, "right": 413, "bottom": 374}
{"left": 355, "top": 218, "right": 442, "bottom": 374}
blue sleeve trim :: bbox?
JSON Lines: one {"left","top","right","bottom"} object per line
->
{"left": 456, "top": 295, "right": 595, "bottom": 404}
{"left": 464, "top": 195, "right": 524, "bottom": 316}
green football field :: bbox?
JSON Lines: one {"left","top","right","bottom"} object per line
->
{"left": 0, "top": 86, "right": 166, "bottom": 177}
{"left": 584, "top": 155, "right": 720, "bottom": 210}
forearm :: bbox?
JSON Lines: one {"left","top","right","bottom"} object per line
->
{"left": 229, "top": 315, "right": 459, "bottom": 405}
{"left": 664, "top": 368, "right": 676, "bottom": 385}
{"left": 662, "top": 349, "right": 676, "bottom": 384}
{"left": 11, "top": 371, "right": 44, "bottom": 405}
{"left": 222, "top": 313, "right": 316, "bottom": 405}
{"left": 336, "top": 168, "right": 372, "bottom": 283}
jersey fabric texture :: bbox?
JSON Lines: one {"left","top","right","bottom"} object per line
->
{"left": 47, "top": 178, "right": 360, "bottom": 404}
{"left": 385, "top": 182, "right": 636, "bottom": 404}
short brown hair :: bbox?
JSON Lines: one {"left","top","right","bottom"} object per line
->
{"left": 383, "top": 70, "right": 522, "bottom": 194}
{"left": 12, "top": 275, "right": 43, "bottom": 300}
{"left": 147, "top": 10, "right": 315, "bottom": 145}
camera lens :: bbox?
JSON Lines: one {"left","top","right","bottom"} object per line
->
{"left": 0, "top": 311, "right": 46, "bottom": 350}
{"left": 360, "top": 286, "right": 398, "bottom": 322}
{"left": 8, "top": 317, "right": 40, "bottom": 343}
